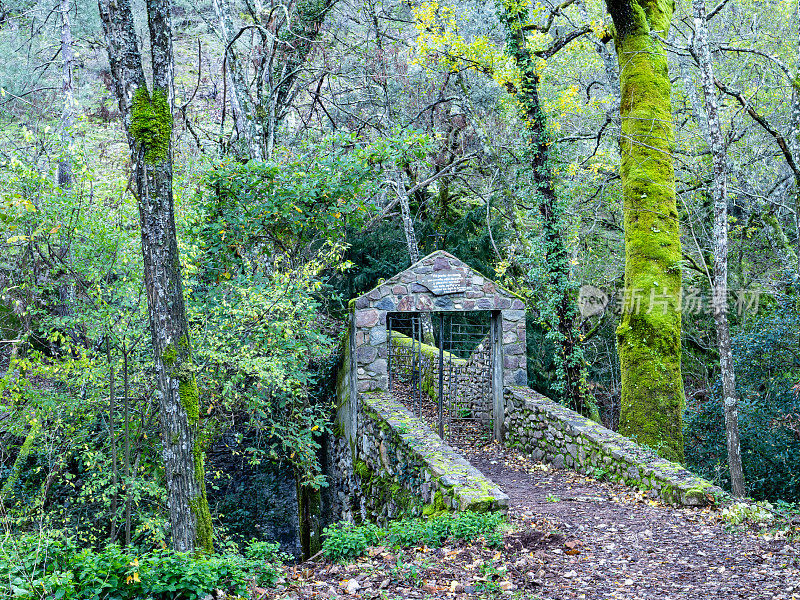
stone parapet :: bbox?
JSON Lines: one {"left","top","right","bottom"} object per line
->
{"left": 332, "top": 392, "right": 508, "bottom": 524}
{"left": 504, "top": 386, "right": 725, "bottom": 506}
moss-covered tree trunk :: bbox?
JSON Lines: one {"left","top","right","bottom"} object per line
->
{"left": 98, "top": 0, "right": 213, "bottom": 553}
{"left": 0, "top": 419, "right": 40, "bottom": 501}
{"left": 606, "top": 0, "right": 685, "bottom": 461}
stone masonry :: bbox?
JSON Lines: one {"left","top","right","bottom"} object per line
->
{"left": 331, "top": 393, "right": 508, "bottom": 524}
{"left": 504, "top": 387, "right": 725, "bottom": 506}
{"left": 332, "top": 251, "right": 522, "bottom": 522}
{"left": 350, "top": 250, "right": 526, "bottom": 397}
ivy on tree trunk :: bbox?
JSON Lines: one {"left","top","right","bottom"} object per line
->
{"left": 498, "top": 0, "right": 589, "bottom": 415}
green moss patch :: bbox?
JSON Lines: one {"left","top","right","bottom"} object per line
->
{"left": 130, "top": 87, "right": 172, "bottom": 164}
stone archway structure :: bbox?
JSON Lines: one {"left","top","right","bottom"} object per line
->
{"left": 346, "top": 250, "right": 526, "bottom": 442}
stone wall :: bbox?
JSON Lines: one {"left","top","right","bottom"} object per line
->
{"left": 504, "top": 387, "right": 724, "bottom": 506}
{"left": 351, "top": 251, "right": 526, "bottom": 397}
{"left": 389, "top": 332, "right": 492, "bottom": 425}
{"left": 331, "top": 392, "right": 508, "bottom": 524}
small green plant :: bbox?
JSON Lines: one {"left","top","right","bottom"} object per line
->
{"left": 321, "top": 512, "right": 507, "bottom": 562}
{"left": 244, "top": 540, "right": 290, "bottom": 586}
{"left": 448, "top": 511, "right": 505, "bottom": 544}
{"left": 474, "top": 561, "right": 504, "bottom": 593}
{"left": 592, "top": 466, "right": 610, "bottom": 481}
{"left": 546, "top": 494, "right": 561, "bottom": 502}
{"left": 321, "top": 522, "right": 385, "bottom": 562}
{"left": 390, "top": 550, "right": 425, "bottom": 586}
{"left": 721, "top": 501, "right": 775, "bottom": 525}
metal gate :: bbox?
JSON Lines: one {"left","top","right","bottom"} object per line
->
{"left": 387, "top": 312, "right": 493, "bottom": 441}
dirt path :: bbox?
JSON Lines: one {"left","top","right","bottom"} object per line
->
{"left": 456, "top": 438, "right": 800, "bottom": 600}
{"left": 271, "top": 394, "right": 800, "bottom": 599}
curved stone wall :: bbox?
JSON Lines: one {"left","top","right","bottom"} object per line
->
{"left": 332, "top": 392, "right": 509, "bottom": 524}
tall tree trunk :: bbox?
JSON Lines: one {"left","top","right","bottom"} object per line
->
{"left": 395, "top": 172, "right": 435, "bottom": 344}
{"left": 396, "top": 172, "right": 421, "bottom": 265}
{"left": 211, "top": 0, "right": 265, "bottom": 160}
{"left": 792, "top": 6, "right": 800, "bottom": 275}
{"left": 58, "top": 0, "right": 74, "bottom": 188}
{"left": 98, "top": 0, "right": 213, "bottom": 553}
{"left": 499, "top": 2, "right": 588, "bottom": 415}
{"left": 605, "top": 0, "right": 685, "bottom": 461}
{"left": 692, "top": 0, "right": 745, "bottom": 496}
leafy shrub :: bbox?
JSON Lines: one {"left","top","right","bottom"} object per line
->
{"left": 244, "top": 540, "right": 290, "bottom": 587}
{"left": 322, "top": 512, "right": 506, "bottom": 562}
{"left": 321, "top": 522, "right": 385, "bottom": 562}
{"left": 685, "top": 280, "right": 800, "bottom": 502}
{"left": 0, "top": 531, "right": 287, "bottom": 599}
{"left": 448, "top": 511, "right": 505, "bottom": 543}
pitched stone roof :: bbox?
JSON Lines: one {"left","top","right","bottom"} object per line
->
{"left": 353, "top": 250, "right": 523, "bottom": 312}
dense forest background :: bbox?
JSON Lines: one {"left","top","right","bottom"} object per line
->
{"left": 1, "top": 0, "right": 800, "bottom": 573}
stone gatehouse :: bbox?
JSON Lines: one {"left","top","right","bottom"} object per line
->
{"left": 342, "top": 250, "right": 526, "bottom": 442}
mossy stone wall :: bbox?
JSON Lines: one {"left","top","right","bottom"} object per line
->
{"left": 504, "top": 387, "right": 724, "bottom": 506}
{"left": 331, "top": 392, "right": 508, "bottom": 525}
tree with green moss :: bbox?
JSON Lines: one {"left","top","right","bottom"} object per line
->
{"left": 98, "top": 0, "right": 213, "bottom": 552}
{"left": 604, "top": 0, "right": 684, "bottom": 461}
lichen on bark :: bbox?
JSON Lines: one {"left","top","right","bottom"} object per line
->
{"left": 607, "top": 0, "right": 685, "bottom": 462}
{"left": 130, "top": 87, "right": 172, "bottom": 164}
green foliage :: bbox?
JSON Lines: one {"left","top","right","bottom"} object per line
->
{"left": 0, "top": 531, "right": 287, "bottom": 599}
{"left": 686, "top": 279, "right": 800, "bottom": 501}
{"left": 185, "top": 249, "right": 337, "bottom": 490}
{"left": 197, "top": 134, "right": 377, "bottom": 273}
{"left": 243, "top": 540, "right": 289, "bottom": 586}
{"left": 321, "top": 512, "right": 506, "bottom": 562}
{"left": 720, "top": 501, "right": 775, "bottom": 526}
{"left": 0, "top": 149, "right": 168, "bottom": 548}
{"left": 334, "top": 199, "right": 508, "bottom": 315}
{"left": 177, "top": 136, "right": 389, "bottom": 493}
{"left": 320, "top": 522, "right": 385, "bottom": 562}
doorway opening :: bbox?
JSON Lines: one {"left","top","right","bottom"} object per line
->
{"left": 386, "top": 311, "right": 494, "bottom": 442}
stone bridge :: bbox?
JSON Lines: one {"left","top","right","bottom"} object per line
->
{"left": 330, "top": 251, "right": 722, "bottom": 526}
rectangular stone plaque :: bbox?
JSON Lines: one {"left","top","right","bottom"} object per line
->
{"left": 421, "top": 272, "right": 467, "bottom": 295}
